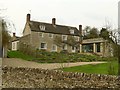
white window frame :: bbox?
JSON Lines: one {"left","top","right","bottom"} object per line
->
{"left": 40, "top": 42, "right": 47, "bottom": 49}
{"left": 12, "top": 42, "right": 16, "bottom": 50}
{"left": 49, "top": 33, "right": 53, "bottom": 38}
{"left": 51, "top": 44, "right": 57, "bottom": 52}
{"left": 63, "top": 44, "right": 67, "bottom": 50}
{"left": 62, "top": 35, "right": 67, "bottom": 41}
{"left": 70, "top": 29, "right": 74, "bottom": 34}
{"left": 12, "top": 41, "right": 19, "bottom": 51}
{"left": 71, "top": 46, "right": 76, "bottom": 52}
{"left": 39, "top": 25, "right": 46, "bottom": 31}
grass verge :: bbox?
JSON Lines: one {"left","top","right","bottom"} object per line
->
{"left": 61, "top": 61, "right": 118, "bottom": 75}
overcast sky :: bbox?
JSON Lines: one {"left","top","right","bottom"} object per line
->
{"left": 0, "top": 0, "right": 119, "bottom": 36}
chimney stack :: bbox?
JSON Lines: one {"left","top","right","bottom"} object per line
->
{"left": 13, "top": 33, "right": 16, "bottom": 37}
{"left": 52, "top": 18, "right": 56, "bottom": 26}
{"left": 79, "top": 25, "right": 82, "bottom": 36}
{"left": 26, "top": 14, "right": 31, "bottom": 22}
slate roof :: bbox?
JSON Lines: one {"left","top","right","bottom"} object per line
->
{"left": 29, "top": 21, "right": 80, "bottom": 36}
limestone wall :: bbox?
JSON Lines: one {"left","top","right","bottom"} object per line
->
{"left": 2, "top": 67, "right": 120, "bottom": 89}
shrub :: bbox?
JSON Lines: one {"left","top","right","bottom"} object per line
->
{"left": 8, "top": 50, "right": 117, "bottom": 63}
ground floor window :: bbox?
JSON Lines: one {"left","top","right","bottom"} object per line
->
{"left": 71, "top": 46, "right": 76, "bottom": 52}
{"left": 63, "top": 44, "right": 67, "bottom": 50}
{"left": 82, "top": 44, "right": 93, "bottom": 53}
{"left": 12, "top": 43, "right": 15, "bottom": 50}
{"left": 40, "top": 43, "right": 47, "bottom": 49}
{"left": 72, "top": 46, "right": 75, "bottom": 50}
{"left": 52, "top": 44, "right": 57, "bottom": 51}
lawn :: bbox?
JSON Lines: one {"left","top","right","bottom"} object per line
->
{"left": 61, "top": 61, "right": 118, "bottom": 75}
{"left": 7, "top": 51, "right": 34, "bottom": 61}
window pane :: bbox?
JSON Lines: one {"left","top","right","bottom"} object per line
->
{"left": 70, "top": 30, "right": 74, "bottom": 34}
{"left": 72, "top": 46, "right": 74, "bottom": 50}
{"left": 62, "top": 35, "right": 67, "bottom": 41}
{"left": 63, "top": 44, "right": 67, "bottom": 50}
{"left": 52, "top": 45, "right": 57, "bottom": 51}
{"left": 41, "top": 43, "right": 46, "bottom": 49}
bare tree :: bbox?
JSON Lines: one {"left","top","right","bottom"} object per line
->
{"left": 0, "top": 19, "right": 11, "bottom": 57}
{"left": 0, "top": 19, "right": 2, "bottom": 57}
{"left": 54, "top": 35, "right": 80, "bottom": 52}
{"left": 54, "top": 35, "right": 80, "bottom": 69}
{"left": 102, "top": 20, "right": 120, "bottom": 75}
{"left": 53, "top": 35, "right": 64, "bottom": 48}
{"left": 111, "top": 29, "right": 120, "bottom": 75}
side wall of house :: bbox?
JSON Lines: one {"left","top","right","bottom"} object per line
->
{"left": 23, "top": 23, "right": 31, "bottom": 36}
{"left": 19, "top": 35, "right": 31, "bottom": 51}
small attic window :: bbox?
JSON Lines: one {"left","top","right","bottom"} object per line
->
{"left": 70, "top": 29, "right": 74, "bottom": 34}
{"left": 39, "top": 25, "right": 46, "bottom": 31}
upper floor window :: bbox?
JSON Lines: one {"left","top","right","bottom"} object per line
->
{"left": 70, "top": 29, "right": 74, "bottom": 34}
{"left": 39, "top": 32, "right": 44, "bottom": 37}
{"left": 74, "top": 36, "right": 79, "bottom": 41}
{"left": 39, "top": 25, "right": 45, "bottom": 31}
{"left": 49, "top": 33, "right": 53, "bottom": 38}
{"left": 62, "top": 35, "right": 67, "bottom": 41}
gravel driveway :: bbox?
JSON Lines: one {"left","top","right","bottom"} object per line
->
{"left": 2, "top": 58, "right": 106, "bottom": 70}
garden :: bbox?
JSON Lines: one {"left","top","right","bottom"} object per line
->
{"left": 7, "top": 50, "right": 115, "bottom": 63}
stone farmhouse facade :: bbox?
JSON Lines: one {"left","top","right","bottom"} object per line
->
{"left": 11, "top": 14, "right": 113, "bottom": 57}
{"left": 18, "top": 14, "right": 82, "bottom": 53}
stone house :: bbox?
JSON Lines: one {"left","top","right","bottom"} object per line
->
{"left": 19, "top": 14, "right": 82, "bottom": 53}
{"left": 11, "top": 14, "right": 113, "bottom": 57}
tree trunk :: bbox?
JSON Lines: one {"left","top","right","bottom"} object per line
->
{"left": 118, "top": 45, "right": 120, "bottom": 76}
{"left": 0, "top": 19, "right": 2, "bottom": 58}
{"left": 3, "top": 45, "right": 7, "bottom": 58}
{"left": 118, "top": 58, "right": 120, "bottom": 76}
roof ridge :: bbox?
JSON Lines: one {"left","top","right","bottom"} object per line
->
{"left": 30, "top": 20, "right": 77, "bottom": 28}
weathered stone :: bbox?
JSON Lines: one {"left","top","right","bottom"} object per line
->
{"left": 2, "top": 66, "right": 120, "bottom": 88}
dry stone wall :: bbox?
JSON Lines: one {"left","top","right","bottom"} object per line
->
{"left": 2, "top": 67, "right": 120, "bottom": 89}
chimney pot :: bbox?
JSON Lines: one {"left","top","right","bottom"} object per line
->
{"left": 52, "top": 18, "right": 56, "bottom": 26}
{"left": 26, "top": 14, "right": 31, "bottom": 22}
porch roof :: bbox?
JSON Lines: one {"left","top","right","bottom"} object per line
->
{"left": 82, "top": 38, "right": 106, "bottom": 44}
